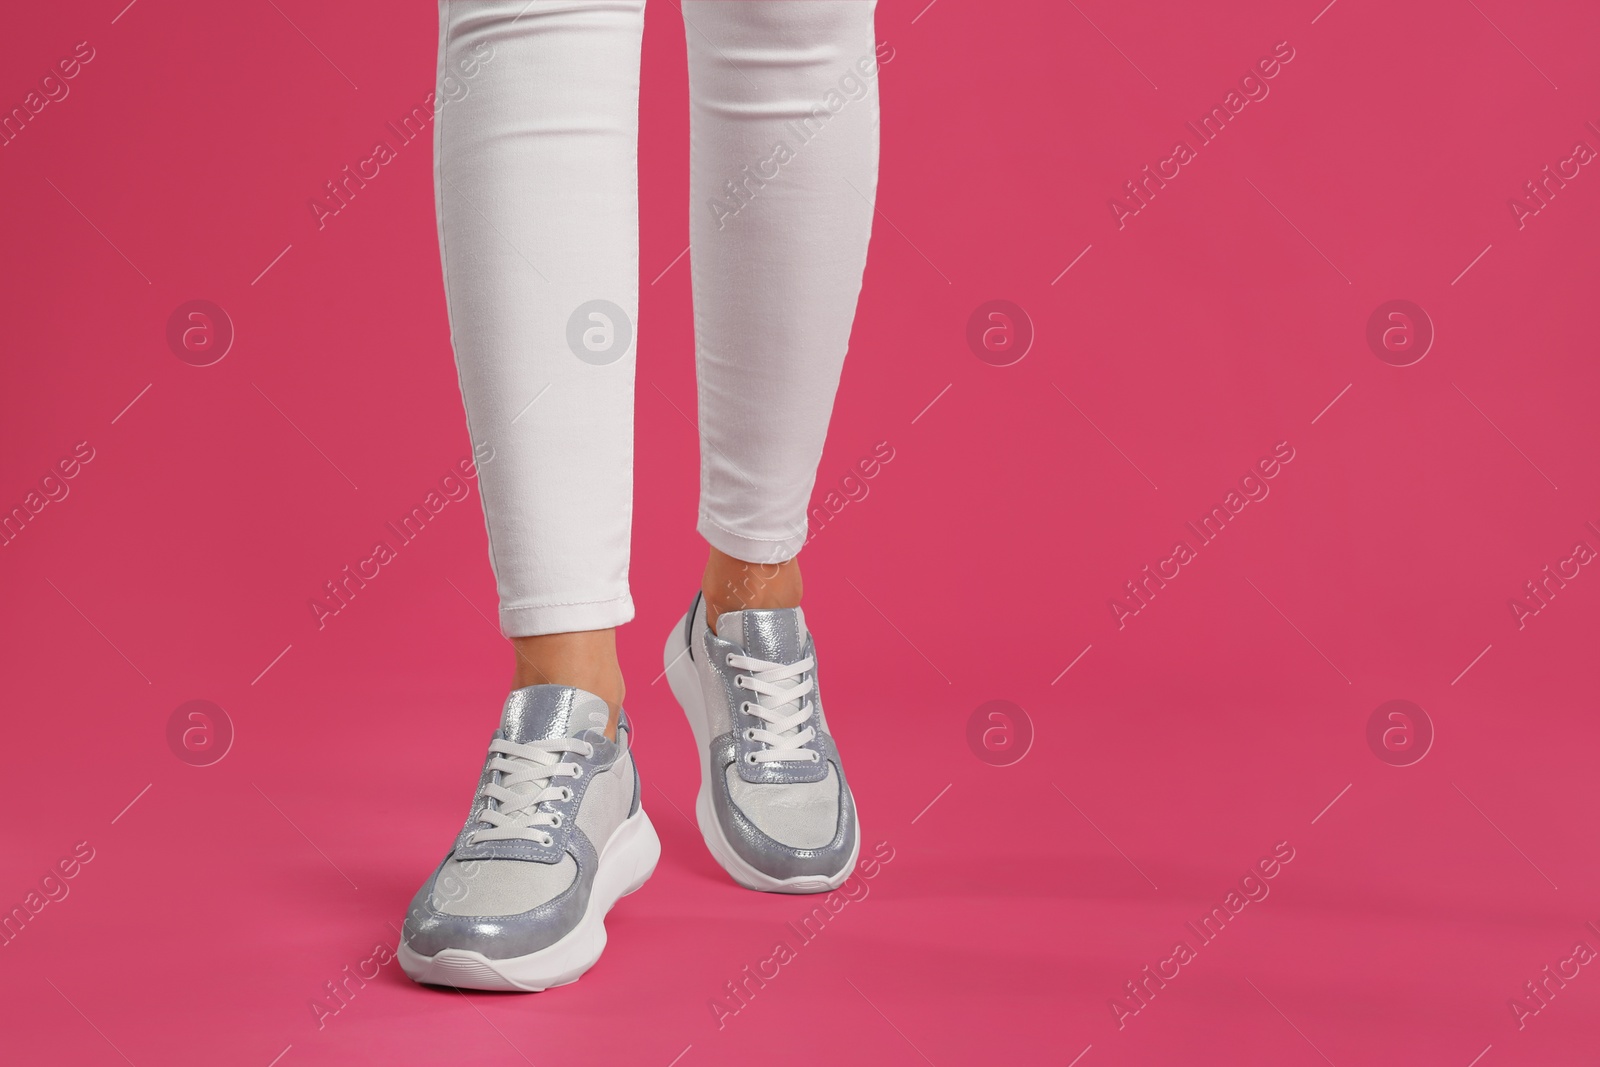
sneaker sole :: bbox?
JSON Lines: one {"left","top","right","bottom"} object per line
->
{"left": 663, "top": 614, "right": 859, "bottom": 895}
{"left": 398, "top": 806, "right": 660, "bottom": 992}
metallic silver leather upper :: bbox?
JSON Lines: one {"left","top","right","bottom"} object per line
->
{"left": 402, "top": 685, "right": 633, "bottom": 960}
{"left": 689, "top": 595, "right": 858, "bottom": 879}
{"left": 707, "top": 729, "right": 857, "bottom": 879}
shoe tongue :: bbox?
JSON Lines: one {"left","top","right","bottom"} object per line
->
{"left": 715, "top": 606, "right": 808, "bottom": 664}
{"left": 499, "top": 685, "right": 610, "bottom": 744}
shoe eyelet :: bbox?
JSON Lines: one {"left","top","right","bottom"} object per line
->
{"left": 562, "top": 787, "right": 574, "bottom": 801}
{"left": 740, "top": 701, "right": 753, "bottom": 715}
{"left": 725, "top": 653, "right": 734, "bottom": 666}
{"left": 570, "top": 766, "right": 583, "bottom": 779}
{"left": 743, "top": 728, "right": 756, "bottom": 741}
{"left": 550, "top": 813, "right": 563, "bottom": 828}
{"left": 744, "top": 753, "right": 758, "bottom": 764}
{"left": 734, "top": 674, "right": 747, "bottom": 689}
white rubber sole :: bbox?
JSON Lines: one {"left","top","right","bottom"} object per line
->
{"left": 398, "top": 806, "right": 660, "bottom": 992}
{"left": 663, "top": 614, "right": 859, "bottom": 895}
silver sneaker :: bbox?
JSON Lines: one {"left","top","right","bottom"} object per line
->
{"left": 399, "top": 685, "right": 659, "bottom": 991}
{"left": 663, "top": 592, "right": 859, "bottom": 893}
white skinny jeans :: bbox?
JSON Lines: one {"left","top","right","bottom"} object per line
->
{"left": 435, "top": 0, "right": 880, "bottom": 637}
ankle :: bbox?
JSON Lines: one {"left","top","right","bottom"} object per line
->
{"left": 702, "top": 547, "right": 802, "bottom": 633}
{"left": 509, "top": 629, "right": 625, "bottom": 713}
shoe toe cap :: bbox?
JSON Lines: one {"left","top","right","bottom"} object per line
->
{"left": 402, "top": 856, "right": 586, "bottom": 960}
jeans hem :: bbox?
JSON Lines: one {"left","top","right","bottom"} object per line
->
{"left": 499, "top": 592, "right": 635, "bottom": 638}
{"left": 697, "top": 514, "right": 806, "bottom": 566}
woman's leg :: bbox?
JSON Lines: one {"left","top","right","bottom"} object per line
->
{"left": 664, "top": 0, "right": 879, "bottom": 895}
{"left": 680, "top": 0, "right": 880, "bottom": 625}
{"left": 401, "top": 2, "right": 660, "bottom": 995}
{"left": 435, "top": 0, "right": 645, "bottom": 711}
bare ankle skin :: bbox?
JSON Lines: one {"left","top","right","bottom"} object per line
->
{"left": 701, "top": 546, "right": 803, "bottom": 634}
{"left": 510, "top": 629, "right": 624, "bottom": 738}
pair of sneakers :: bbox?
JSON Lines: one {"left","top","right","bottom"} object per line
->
{"left": 398, "top": 592, "right": 860, "bottom": 991}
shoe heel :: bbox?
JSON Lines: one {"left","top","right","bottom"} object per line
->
{"left": 662, "top": 613, "right": 708, "bottom": 751}
{"left": 617, "top": 809, "right": 661, "bottom": 899}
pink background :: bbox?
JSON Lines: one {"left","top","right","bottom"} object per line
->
{"left": 5, "top": 0, "right": 1600, "bottom": 1063}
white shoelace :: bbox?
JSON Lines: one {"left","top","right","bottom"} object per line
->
{"left": 729, "top": 652, "right": 820, "bottom": 764}
{"left": 469, "top": 736, "right": 593, "bottom": 846}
